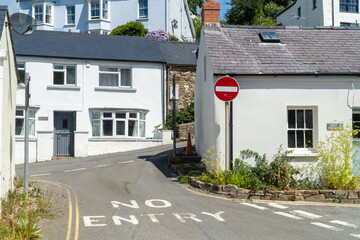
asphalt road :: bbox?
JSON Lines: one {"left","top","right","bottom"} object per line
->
{"left": 16, "top": 144, "right": 360, "bottom": 240}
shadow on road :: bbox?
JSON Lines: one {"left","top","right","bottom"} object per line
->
{"left": 138, "top": 145, "right": 186, "bottom": 178}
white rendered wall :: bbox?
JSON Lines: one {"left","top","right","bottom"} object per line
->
{"left": 15, "top": 56, "right": 165, "bottom": 163}
{"left": 168, "top": 0, "right": 195, "bottom": 41}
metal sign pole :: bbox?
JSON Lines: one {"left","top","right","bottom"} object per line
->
{"left": 172, "top": 74, "right": 176, "bottom": 157}
{"left": 225, "top": 101, "right": 230, "bottom": 170}
{"left": 24, "top": 73, "right": 30, "bottom": 194}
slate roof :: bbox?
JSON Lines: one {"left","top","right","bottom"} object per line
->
{"left": 12, "top": 30, "right": 166, "bottom": 63}
{"left": 159, "top": 41, "right": 198, "bottom": 66}
{"left": 0, "top": 6, "right": 7, "bottom": 37}
{"left": 205, "top": 25, "right": 360, "bottom": 75}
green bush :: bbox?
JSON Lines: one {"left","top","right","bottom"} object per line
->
{"left": 164, "top": 102, "right": 194, "bottom": 130}
{"left": 178, "top": 175, "right": 191, "bottom": 184}
{"left": 110, "top": 21, "right": 148, "bottom": 37}
{"left": 311, "top": 124, "right": 359, "bottom": 190}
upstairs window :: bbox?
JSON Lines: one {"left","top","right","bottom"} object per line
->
{"left": 89, "top": 0, "right": 109, "bottom": 20}
{"left": 91, "top": 0, "right": 100, "bottom": 19}
{"left": 139, "top": 0, "right": 148, "bottom": 18}
{"left": 16, "top": 109, "right": 36, "bottom": 136}
{"left": 53, "top": 65, "right": 76, "bottom": 85}
{"left": 67, "top": 6, "right": 75, "bottom": 24}
{"left": 33, "top": 3, "right": 53, "bottom": 24}
{"left": 103, "top": 0, "right": 109, "bottom": 19}
{"left": 340, "top": 0, "right": 358, "bottom": 12}
{"left": 17, "top": 63, "right": 25, "bottom": 84}
{"left": 287, "top": 108, "right": 314, "bottom": 149}
{"left": 297, "top": 7, "right": 301, "bottom": 17}
{"left": 92, "top": 111, "right": 146, "bottom": 137}
{"left": 99, "top": 67, "right": 131, "bottom": 87}
{"left": 34, "top": 5, "right": 43, "bottom": 23}
{"left": 45, "top": 5, "right": 52, "bottom": 24}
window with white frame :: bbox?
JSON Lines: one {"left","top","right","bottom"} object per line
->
{"left": 17, "top": 63, "right": 25, "bottom": 84}
{"left": 89, "top": 0, "right": 109, "bottom": 20}
{"left": 287, "top": 108, "right": 314, "bottom": 148}
{"left": 67, "top": 5, "right": 75, "bottom": 24}
{"left": 33, "top": 3, "right": 52, "bottom": 24}
{"left": 103, "top": 0, "right": 109, "bottom": 19}
{"left": 53, "top": 65, "right": 76, "bottom": 85}
{"left": 340, "top": 0, "right": 358, "bottom": 12}
{"left": 16, "top": 109, "right": 36, "bottom": 136}
{"left": 91, "top": 111, "right": 146, "bottom": 137}
{"left": 90, "top": 0, "right": 100, "bottom": 19}
{"left": 99, "top": 67, "right": 131, "bottom": 87}
{"left": 139, "top": 0, "right": 148, "bottom": 18}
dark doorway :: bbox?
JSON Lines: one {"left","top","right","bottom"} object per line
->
{"left": 54, "top": 111, "right": 75, "bottom": 156}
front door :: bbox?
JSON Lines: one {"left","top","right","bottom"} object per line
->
{"left": 352, "top": 111, "right": 360, "bottom": 176}
{"left": 54, "top": 112, "right": 75, "bottom": 157}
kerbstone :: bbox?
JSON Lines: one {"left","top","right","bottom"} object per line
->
{"left": 304, "top": 194, "right": 325, "bottom": 202}
{"left": 223, "top": 184, "right": 238, "bottom": 194}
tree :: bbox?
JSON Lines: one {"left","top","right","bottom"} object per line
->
{"left": 225, "top": 0, "right": 263, "bottom": 25}
{"left": 264, "top": 1, "right": 284, "bottom": 19}
{"left": 192, "top": 16, "right": 202, "bottom": 42}
{"left": 188, "top": 0, "right": 204, "bottom": 15}
{"left": 110, "top": 21, "right": 148, "bottom": 37}
{"left": 253, "top": 9, "right": 276, "bottom": 26}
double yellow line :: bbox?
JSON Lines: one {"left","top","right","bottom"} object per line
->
{"left": 32, "top": 180, "right": 80, "bottom": 240}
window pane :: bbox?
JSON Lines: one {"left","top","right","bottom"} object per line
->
{"left": 54, "top": 72, "right": 64, "bottom": 85}
{"left": 296, "top": 110, "right": 304, "bottom": 128}
{"left": 100, "top": 67, "right": 117, "bottom": 72}
{"left": 140, "top": 113, "right": 146, "bottom": 120}
{"left": 29, "top": 110, "right": 36, "bottom": 118}
{"left": 103, "top": 120, "right": 113, "bottom": 136}
{"left": 16, "top": 110, "right": 23, "bottom": 116}
{"left": 140, "top": 121, "right": 145, "bottom": 137}
{"left": 288, "top": 110, "right": 295, "bottom": 128}
{"left": 46, "top": 5, "right": 51, "bottom": 23}
{"left": 288, "top": 130, "right": 295, "bottom": 148}
{"left": 29, "top": 119, "right": 35, "bottom": 136}
{"left": 66, "top": 66, "right": 76, "bottom": 84}
{"left": 18, "top": 70, "right": 25, "bottom": 84}
{"left": 353, "top": 113, "right": 360, "bottom": 121}
{"left": 54, "top": 65, "right": 64, "bottom": 70}
{"left": 16, "top": 119, "right": 24, "bottom": 135}
{"left": 296, "top": 130, "right": 304, "bottom": 148}
{"left": 92, "top": 120, "right": 100, "bottom": 136}
{"left": 116, "top": 121, "right": 125, "bottom": 135}
{"left": 121, "top": 69, "right": 131, "bottom": 86}
{"left": 305, "top": 110, "right": 313, "bottom": 128}
{"left": 99, "top": 73, "right": 118, "bottom": 86}
{"left": 116, "top": 113, "right": 126, "bottom": 118}
{"left": 128, "top": 120, "right": 138, "bottom": 136}
{"left": 103, "top": 112, "right": 112, "bottom": 118}
{"left": 92, "top": 112, "right": 100, "bottom": 119}
{"left": 305, "top": 130, "right": 313, "bottom": 148}
{"left": 129, "top": 113, "right": 137, "bottom": 118}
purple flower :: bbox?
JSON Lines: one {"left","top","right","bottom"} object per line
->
{"left": 145, "top": 29, "right": 170, "bottom": 41}
{"left": 276, "top": 174, "right": 280, "bottom": 179}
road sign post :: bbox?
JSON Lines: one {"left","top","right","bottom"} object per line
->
{"left": 214, "top": 76, "right": 239, "bottom": 170}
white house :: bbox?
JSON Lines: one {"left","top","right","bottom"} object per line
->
{"left": 0, "top": 6, "right": 17, "bottom": 198}
{"left": 277, "top": 0, "right": 360, "bottom": 27}
{"left": 16, "top": 0, "right": 195, "bottom": 41}
{"left": 196, "top": 2, "right": 360, "bottom": 170}
{"left": 12, "top": 30, "right": 181, "bottom": 164}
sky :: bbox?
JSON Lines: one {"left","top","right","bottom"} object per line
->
{"left": 2, "top": 0, "right": 231, "bottom": 20}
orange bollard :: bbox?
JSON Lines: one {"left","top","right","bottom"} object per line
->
{"left": 185, "top": 132, "right": 193, "bottom": 156}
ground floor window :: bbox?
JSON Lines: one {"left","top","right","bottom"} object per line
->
{"left": 287, "top": 108, "right": 314, "bottom": 148}
{"left": 91, "top": 111, "right": 146, "bottom": 137}
{"left": 16, "top": 109, "right": 36, "bottom": 136}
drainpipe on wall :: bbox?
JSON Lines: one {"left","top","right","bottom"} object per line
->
{"left": 166, "top": 66, "right": 172, "bottom": 119}
{"left": 332, "top": 0, "right": 335, "bottom": 26}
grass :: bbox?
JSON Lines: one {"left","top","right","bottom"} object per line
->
{"left": 0, "top": 176, "right": 53, "bottom": 240}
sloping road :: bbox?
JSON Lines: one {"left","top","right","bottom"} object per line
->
{"left": 16, "top": 144, "right": 360, "bottom": 240}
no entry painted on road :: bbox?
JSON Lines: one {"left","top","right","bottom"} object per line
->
{"left": 214, "top": 76, "right": 239, "bottom": 102}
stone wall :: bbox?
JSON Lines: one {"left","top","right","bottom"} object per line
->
{"left": 178, "top": 122, "right": 195, "bottom": 141}
{"left": 168, "top": 66, "right": 196, "bottom": 112}
{"left": 190, "top": 178, "right": 360, "bottom": 204}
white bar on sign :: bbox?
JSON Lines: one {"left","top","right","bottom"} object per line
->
{"left": 216, "top": 86, "right": 238, "bottom": 92}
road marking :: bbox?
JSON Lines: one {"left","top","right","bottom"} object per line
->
{"left": 311, "top": 222, "right": 344, "bottom": 231}
{"left": 291, "top": 210, "right": 322, "bottom": 219}
{"left": 118, "top": 160, "right": 135, "bottom": 164}
{"left": 350, "top": 234, "right": 360, "bottom": 238}
{"left": 30, "top": 173, "right": 51, "bottom": 177}
{"left": 94, "top": 164, "right": 111, "bottom": 168}
{"left": 240, "top": 203, "right": 268, "bottom": 210}
{"left": 273, "top": 212, "right": 303, "bottom": 220}
{"left": 267, "top": 203, "right": 288, "bottom": 209}
{"left": 330, "top": 220, "right": 358, "bottom": 228}
{"left": 64, "top": 168, "right": 86, "bottom": 173}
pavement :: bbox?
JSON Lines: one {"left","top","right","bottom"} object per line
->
{"left": 16, "top": 143, "right": 360, "bottom": 240}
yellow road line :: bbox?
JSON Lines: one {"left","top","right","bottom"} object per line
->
{"left": 32, "top": 180, "right": 80, "bottom": 239}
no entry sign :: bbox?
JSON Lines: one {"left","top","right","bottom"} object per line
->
{"left": 214, "top": 76, "right": 239, "bottom": 102}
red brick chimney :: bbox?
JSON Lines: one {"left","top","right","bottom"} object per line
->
{"left": 201, "top": 0, "right": 220, "bottom": 25}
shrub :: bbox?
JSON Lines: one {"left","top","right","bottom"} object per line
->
{"left": 145, "top": 30, "right": 170, "bottom": 41}
{"left": 110, "top": 21, "right": 148, "bottom": 37}
{"left": 177, "top": 175, "right": 191, "bottom": 184}
{"left": 169, "top": 34, "right": 179, "bottom": 41}
{"left": 311, "top": 124, "right": 359, "bottom": 190}
{"left": 164, "top": 102, "right": 194, "bottom": 130}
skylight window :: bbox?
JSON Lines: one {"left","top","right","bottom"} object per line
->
{"left": 259, "top": 32, "right": 281, "bottom": 43}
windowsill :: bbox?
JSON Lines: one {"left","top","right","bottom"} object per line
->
{"left": 136, "top": 17, "right": 148, "bottom": 21}
{"left": 94, "top": 86, "right": 136, "bottom": 92}
{"left": 64, "top": 23, "right": 76, "bottom": 27}
{"left": 15, "top": 137, "right": 37, "bottom": 142}
{"left": 339, "top": 11, "right": 359, "bottom": 14}
{"left": 89, "top": 137, "right": 160, "bottom": 142}
{"left": 47, "top": 85, "right": 81, "bottom": 91}
{"left": 37, "top": 23, "right": 54, "bottom": 27}
{"left": 87, "top": 18, "right": 111, "bottom": 23}
{"left": 287, "top": 149, "right": 318, "bottom": 158}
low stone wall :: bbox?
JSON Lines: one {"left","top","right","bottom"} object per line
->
{"left": 190, "top": 178, "right": 360, "bottom": 204}
{"left": 178, "top": 122, "right": 194, "bottom": 141}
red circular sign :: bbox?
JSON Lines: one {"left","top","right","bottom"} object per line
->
{"left": 214, "top": 76, "right": 239, "bottom": 102}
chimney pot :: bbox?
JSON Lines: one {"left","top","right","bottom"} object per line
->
{"left": 201, "top": 0, "right": 220, "bottom": 25}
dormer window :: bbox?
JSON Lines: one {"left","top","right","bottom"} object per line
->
{"left": 89, "top": 0, "right": 109, "bottom": 20}
{"left": 32, "top": 3, "right": 53, "bottom": 25}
